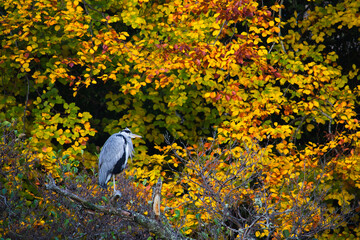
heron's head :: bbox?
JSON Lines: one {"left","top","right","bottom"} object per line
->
{"left": 122, "top": 127, "right": 142, "bottom": 139}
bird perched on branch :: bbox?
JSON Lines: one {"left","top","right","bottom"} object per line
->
{"left": 98, "top": 128, "right": 142, "bottom": 196}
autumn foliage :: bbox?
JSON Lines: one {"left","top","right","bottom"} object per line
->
{"left": 1, "top": 0, "right": 360, "bottom": 239}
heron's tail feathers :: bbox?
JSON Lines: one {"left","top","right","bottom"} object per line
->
{"left": 99, "top": 182, "right": 107, "bottom": 189}
{"left": 98, "top": 169, "right": 111, "bottom": 189}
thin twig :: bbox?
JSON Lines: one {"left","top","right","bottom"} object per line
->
{"left": 278, "top": 0, "right": 287, "bottom": 54}
{"left": 212, "top": 20, "right": 227, "bottom": 45}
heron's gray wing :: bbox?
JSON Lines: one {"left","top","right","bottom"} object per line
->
{"left": 98, "top": 134, "right": 126, "bottom": 187}
{"left": 99, "top": 133, "right": 127, "bottom": 169}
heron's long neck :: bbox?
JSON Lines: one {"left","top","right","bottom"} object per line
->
{"left": 127, "top": 139, "right": 134, "bottom": 159}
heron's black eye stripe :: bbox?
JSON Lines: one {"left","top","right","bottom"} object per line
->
{"left": 123, "top": 129, "right": 131, "bottom": 134}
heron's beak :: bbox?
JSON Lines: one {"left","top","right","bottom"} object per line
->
{"left": 130, "top": 133, "right": 142, "bottom": 138}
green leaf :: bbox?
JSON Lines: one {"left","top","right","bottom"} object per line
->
{"left": 283, "top": 229, "right": 290, "bottom": 238}
{"left": 174, "top": 209, "right": 180, "bottom": 219}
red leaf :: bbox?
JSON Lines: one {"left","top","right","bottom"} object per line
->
{"left": 274, "top": 72, "right": 282, "bottom": 78}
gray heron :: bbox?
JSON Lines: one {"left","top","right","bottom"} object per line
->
{"left": 98, "top": 128, "right": 142, "bottom": 196}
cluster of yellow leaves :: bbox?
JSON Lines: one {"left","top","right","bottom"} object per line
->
{"left": 302, "top": 0, "right": 360, "bottom": 43}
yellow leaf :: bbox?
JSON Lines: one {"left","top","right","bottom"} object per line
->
{"left": 27, "top": 46, "right": 32, "bottom": 51}
{"left": 251, "top": 27, "right": 261, "bottom": 34}
{"left": 109, "top": 73, "right": 116, "bottom": 80}
{"left": 119, "top": 34, "right": 127, "bottom": 40}
{"left": 130, "top": 89, "right": 137, "bottom": 95}
{"left": 76, "top": 6, "right": 83, "bottom": 13}
{"left": 212, "top": 30, "right": 220, "bottom": 36}
{"left": 313, "top": 101, "right": 319, "bottom": 108}
{"left": 340, "top": 115, "right": 348, "bottom": 121}
{"left": 93, "top": 69, "right": 100, "bottom": 75}
{"left": 307, "top": 124, "right": 315, "bottom": 132}
{"left": 55, "top": 25, "right": 61, "bottom": 31}
{"left": 303, "top": 89, "right": 311, "bottom": 95}
{"left": 258, "top": 48, "right": 268, "bottom": 56}
{"left": 94, "top": 39, "right": 102, "bottom": 46}
{"left": 135, "top": 17, "right": 145, "bottom": 25}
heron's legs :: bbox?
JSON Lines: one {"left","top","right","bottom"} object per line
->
{"left": 113, "top": 175, "right": 116, "bottom": 192}
{"left": 112, "top": 175, "right": 122, "bottom": 197}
